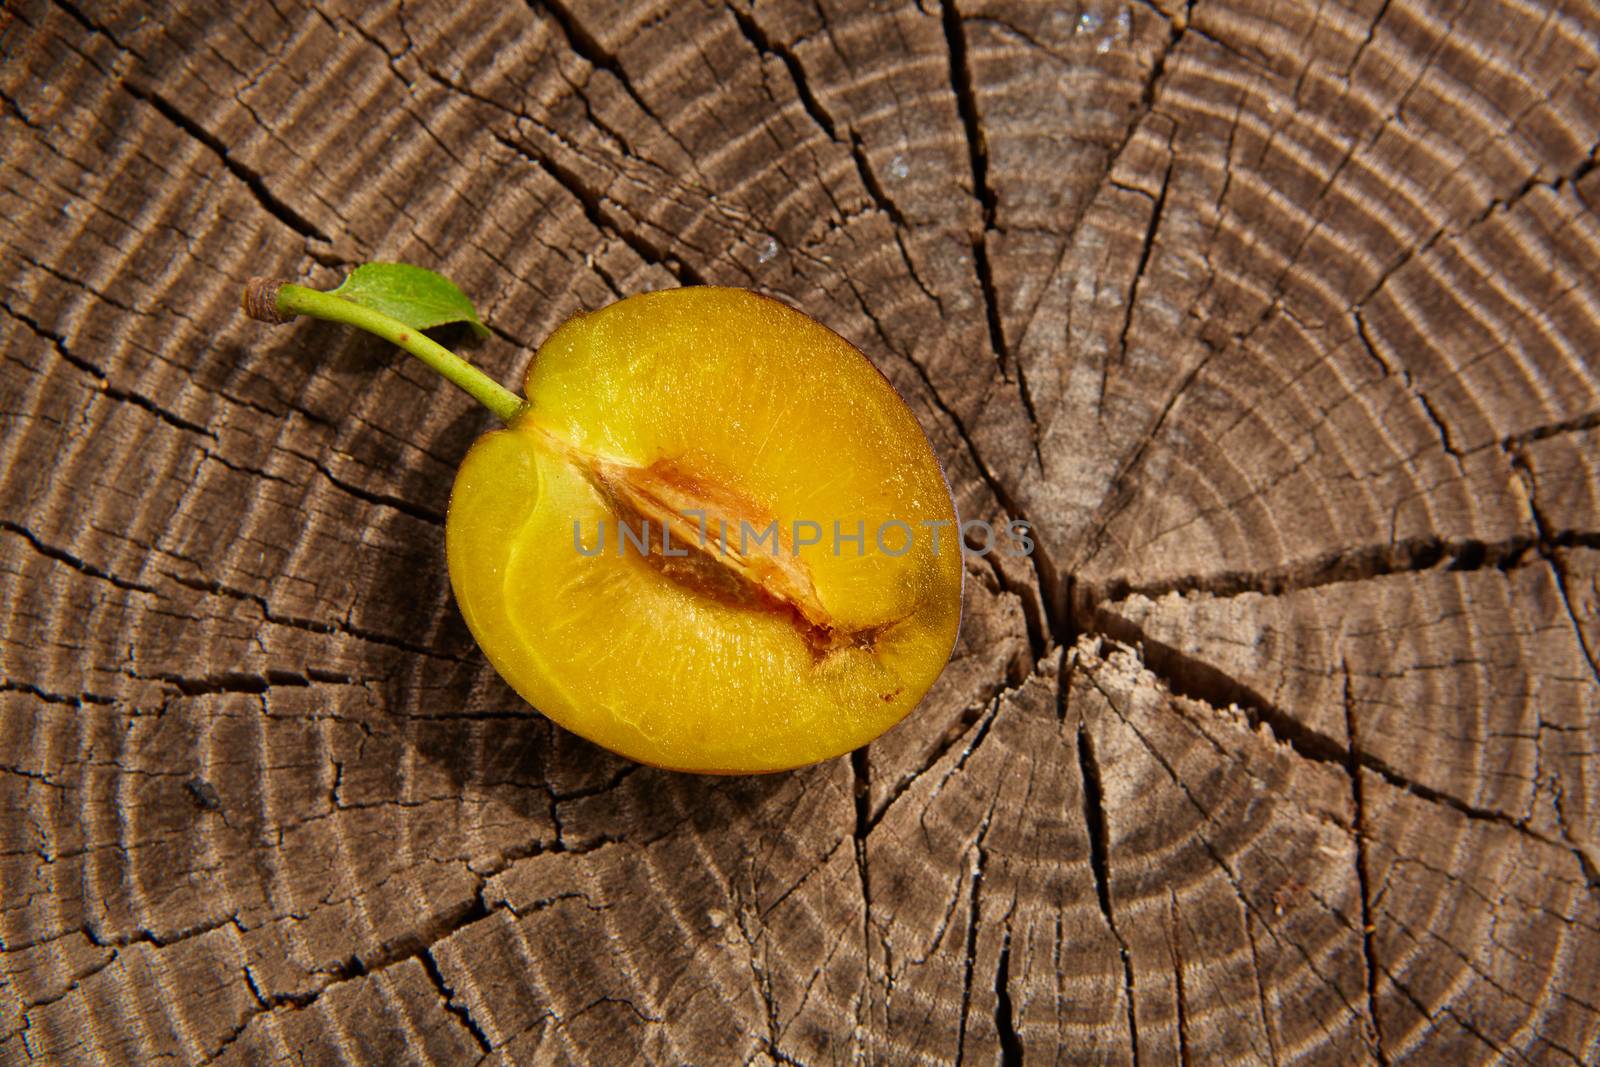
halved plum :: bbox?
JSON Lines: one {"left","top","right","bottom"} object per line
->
{"left": 447, "top": 287, "right": 962, "bottom": 773}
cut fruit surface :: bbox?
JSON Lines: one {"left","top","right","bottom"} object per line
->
{"left": 447, "top": 287, "right": 963, "bottom": 773}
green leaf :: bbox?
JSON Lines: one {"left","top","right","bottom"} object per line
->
{"left": 331, "top": 263, "right": 490, "bottom": 338}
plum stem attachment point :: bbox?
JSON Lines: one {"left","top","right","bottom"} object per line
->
{"left": 243, "top": 277, "right": 528, "bottom": 424}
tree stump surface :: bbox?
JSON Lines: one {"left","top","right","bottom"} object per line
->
{"left": 3, "top": 0, "right": 1598, "bottom": 1063}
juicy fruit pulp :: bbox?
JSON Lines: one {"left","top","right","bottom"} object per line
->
{"left": 447, "top": 288, "right": 962, "bottom": 773}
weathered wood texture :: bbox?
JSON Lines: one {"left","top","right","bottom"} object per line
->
{"left": 2, "top": 0, "right": 1598, "bottom": 1063}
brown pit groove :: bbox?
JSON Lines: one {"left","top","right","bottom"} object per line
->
{"left": 551, "top": 437, "right": 904, "bottom": 660}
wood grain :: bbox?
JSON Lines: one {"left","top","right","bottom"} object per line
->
{"left": 2, "top": 0, "right": 1597, "bottom": 1062}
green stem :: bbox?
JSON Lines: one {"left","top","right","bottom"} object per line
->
{"left": 261, "top": 282, "right": 527, "bottom": 424}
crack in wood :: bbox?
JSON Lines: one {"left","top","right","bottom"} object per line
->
{"left": 420, "top": 948, "right": 494, "bottom": 1053}
{"left": 723, "top": 2, "right": 947, "bottom": 318}
{"left": 880, "top": 693, "right": 1006, "bottom": 846}
{"left": 992, "top": 928, "right": 1023, "bottom": 1065}
{"left": 952, "top": 802, "right": 994, "bottom": 1066}
{"left": 120, "top": 82, "right": 330, "bottom": 243}
{"left": 4, "top": 304, "right": 219, "bottom": 441}
{"left": 526, "top": 0, "right": 707, "bottom": 176}
{"left": 1349, "top": 139, "right": 1600, "bottom": 322}
{"left": 1010, "top": 0, "right": 1191, "bottom": 345}
{"left": 1082, "top": 530, "right": 1569, "bottom": 606}
{"left": 1108, "top": 149, "right": 1174, "bottom": 417}
{"left": 1355, "top": 308, "right": 1465, "bottom": 474}
{"left": 862, "top": 311, "right": 1061, "bottom": 645}
{"left": 1497, "top": 408, "right": 1600, "bottom": 451}
{"left": 1343, "top": 663, "right": 1390, "bottom": 1065}
{"left": 187, "top": 891, "right": 497, "bottom": 1064}
{"left": 276, "top": 441, "right": 447, "bottom": 526}
{"left": 1085, "top": 667, "right": 1375, "bottom": 1042}
{"left": 1085, "top": 614, "right": 1600, "bottom": 898}
{"left": 160, "top": 569, "right": 474, "bottom": 665}
{"left": 1075, "top": 715, "right": 1141, "bottom": 1065}
{"left": 1242, "top": 909, "right": 1283, "bottom": 1065}
{"left": 1167, "top": 890, "right": 1192, "bottom": 1067}
{"left": 0, "top": 680, "right": 116, "bottom": 707}
{"left": 937, "top": 0, "right": 1049, "bottom": 487}
{"left": 491, "top": 130, "right": 707, "bottom": 286}
{"left": 1073, "top": 329, "right": 1226, "bottom": 577}
{"left": 2, "top": 520, "right": 156, "bottom": 595}
{"left": 1509, "top": 451, "right": 1600, "bottom": 692}
{"left": 7, "top": 294, "right": 467, "bottom": 531}
{"left": 1505, "top": 450, "right": 1600, "bottom": 892}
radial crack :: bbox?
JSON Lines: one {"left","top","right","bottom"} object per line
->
{"left": 527, "top": 0, "right": 704, "bottom": 170}
{"left": 1, "top": 520, "right": 156, "bottom": 594}
{"left": 1084, "top": 530, "right": 1559, "bottom": 606}
{"left": 1075, "top": 332, "right": 1225, "bottom": 572}
{"left": 1077, "top": 720, "right": 1140, "bottom": 1065}
{"left": 723, "top": 2, "right": 945, "bottom": 321}
{"left": 1350, "top": 141, "right": 1600, "bottom": 323}
{"left": 726, "top": 5, "right": 835, "bottom": 140}
{"left": 1168, "top": 891, "right": 1192, "bottom": 1067}
{"left": 1087, "top": 669, "right": 1374, "bottom": 1039}
{"left": 1087, "top": 620, "right": 1600, "bottom": 892}
{"left": 1107, "top": 154, "right": 1174, "bottom": 413}
{"left": 953, "top": 807, "right": 994, "bottom": 1063}
{"left": 420, "top": 949, "right": 493, "bottom": 1053}
{"left": 492, "top": 130, "right": 707, "bottom": 285}
{"left": 1343, "top": 665, "right": 1390, "bottom": 1065}
{"left": 1508, "top": 452, "right": 1600, "bottom": 693}
{"left": 878, "top": 325, "right": 1062, "bottom": 643}
{"left": 1499, "top": 409, "right": 1600, "bottom": 450}
{"left": 993, "top": 930, "right": 1023, "bottom": 1065}
{"left": 937, "top": 0, "right": 1014, "bottom": 389}
{"left": 119, "top": 83, "right": 329, "bottom": 242}
{"left": 278, "top": 443, "right": 446, "bottom": 526}
{"left": 1355, "top": 309, "right": 1464, "bottom": 474}
{"left": 161, "top": 570, "right": 473, "bottom": 664}
{"left": 1012, "top": 0, "right": 1191, "bottom": 343}
{"left": 0, "top": 680, "right": 115, "bottom": 707}
{"left": 3, "top": 304, "right": 219, "bottom": 441}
